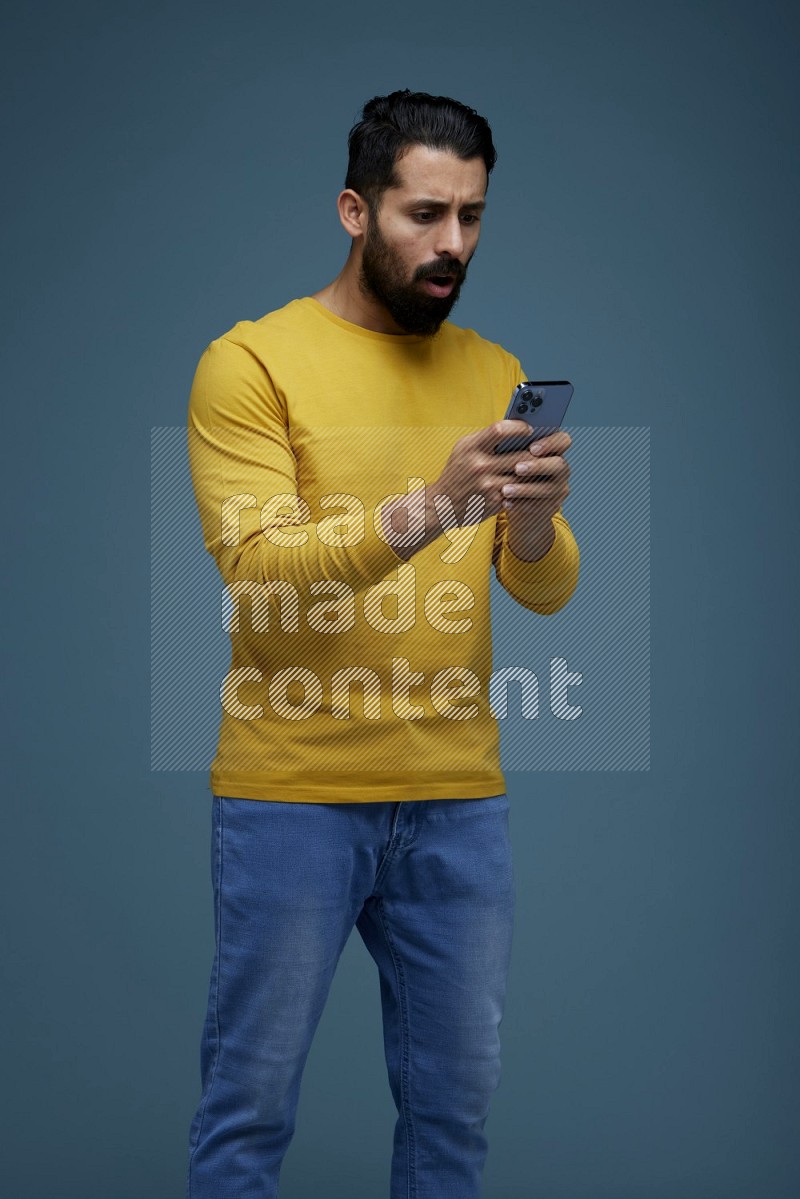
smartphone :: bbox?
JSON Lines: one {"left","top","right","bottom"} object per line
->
{"left": 494, "top": 380, "right": 574, "bottom": 454}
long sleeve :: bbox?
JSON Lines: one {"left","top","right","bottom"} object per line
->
{"left": 187, "top": 335, "right": 404, "bottom": 605}
{"left": 492, "top": 505, "right": 580, "bottom": 614}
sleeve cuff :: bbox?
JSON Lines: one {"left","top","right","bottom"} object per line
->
{"left": 496, "top": 517, "right": 578, "bottom": 613}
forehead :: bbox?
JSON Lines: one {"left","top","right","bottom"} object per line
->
{"left": 388, "top": 144, "right": 487, "bottom": 203}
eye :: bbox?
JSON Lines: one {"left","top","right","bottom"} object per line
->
{"left": 411, "top": 211, "right": 481, "bottom": 224}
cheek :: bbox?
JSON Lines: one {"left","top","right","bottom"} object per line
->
{"left": 395, "top": 231, "right": 424, "bottom": 257}
{"left": 381, "top": 220, "right": 433, "bottom": 275}
{"left": 398, "top": 239, "right": 429, "bottom": 274}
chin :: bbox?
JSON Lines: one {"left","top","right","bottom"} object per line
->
{"left": 396, "top": 314, "right": 446, "bottom": 337}
{"left": 393, "top": 293, "right": 462, "bottom": 337}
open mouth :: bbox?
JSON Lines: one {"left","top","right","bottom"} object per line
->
{"left": 422, "top": 275, "right": 457, "bottom": 297}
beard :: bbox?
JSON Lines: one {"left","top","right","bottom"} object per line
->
{"left": 358, "top": 210, "right": 471, "bottom": 337}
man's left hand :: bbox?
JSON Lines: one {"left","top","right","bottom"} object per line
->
{"left": 501, "top": 430, "right": 572, "bottom": 561}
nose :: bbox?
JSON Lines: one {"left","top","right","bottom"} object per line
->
{"left": 434, "top": 215, "right": 465, "bottom": 262}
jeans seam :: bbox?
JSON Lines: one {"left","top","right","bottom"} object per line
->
{"left": 187, "top": 797, "right": 225, "bottom": 1196}
{"left": 374, "top": 801, "right": 404, "bottom": 891}
{"left": 377, "top": 895, "right": 417, "bottom": 1199}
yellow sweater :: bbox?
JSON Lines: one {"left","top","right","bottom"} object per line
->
{"left": 187, "top": 296, "right": 579, "bottom": 802}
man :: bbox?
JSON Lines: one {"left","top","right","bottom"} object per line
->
{"left": 185, "top": 89, "right": 579, "bottom": 1198}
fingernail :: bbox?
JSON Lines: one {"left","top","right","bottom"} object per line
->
{"left": 529, "top": 442, "right": 544, "bottom": 455}
{"left": 502, "top": 483, "right": 517, "bottom": 496}
{"left": 516, "top": 462, "right": 530, "bottom": 474}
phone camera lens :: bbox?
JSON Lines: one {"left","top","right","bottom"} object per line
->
{"left": 517, "top": 402, "right": 529, "bottom": 413}
{"left": 521, "top": 390, "right": 533, "bottom": 402}
{"left": 532, "top": 393, "right": 543, "bottom": 408}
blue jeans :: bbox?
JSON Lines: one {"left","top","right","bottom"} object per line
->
{"left": 186, "top": 793, "right": 515, "bottom": 1198}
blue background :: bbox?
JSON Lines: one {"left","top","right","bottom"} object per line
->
{"left": 4, "top": 1, "right": 798, "bottom": 1195}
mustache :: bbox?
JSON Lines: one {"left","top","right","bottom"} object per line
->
{"left": 418, "top": 260, "right": 466, "bottom": 281}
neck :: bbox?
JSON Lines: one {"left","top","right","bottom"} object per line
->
{"left": 311, "top": 255, "right": 413, "bottom": 336}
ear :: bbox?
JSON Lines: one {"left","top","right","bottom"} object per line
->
{"left": 337, "top": 189, "right": 369, "bottom": 239}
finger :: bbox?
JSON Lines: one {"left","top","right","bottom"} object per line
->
{"left": 501, "top": 472, "right": 568, "bottom": 496}
{"left": 494, "top": 445, "right": 546, "bottom": 475}
{"left": 501, "top": 479, "right": 570, "bottom": 501}
{"left": 477, "top": 418, "right": 532, "bottom": 449}
{"left": 511, "top": 457, "right": 570, "bottom": 481}
{"left": 528, "top": 429, "right": 571, "bottom": 456}
{"left": 510, "top": 455, "right": 561, "bottom": 478}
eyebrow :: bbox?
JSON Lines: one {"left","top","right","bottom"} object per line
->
{"left": 406, "top": 198, "right": 487, "bottom": 212}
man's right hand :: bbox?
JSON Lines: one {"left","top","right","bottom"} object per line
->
{"left": 429, "top": 419, "right": 537, "bottom": 524}
{"left": 381, "top": 419, "right": 534, "bottom": 562}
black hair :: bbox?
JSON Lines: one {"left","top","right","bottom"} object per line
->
{"left": 345, "top": 89, "right": 497, "bottom": 215}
